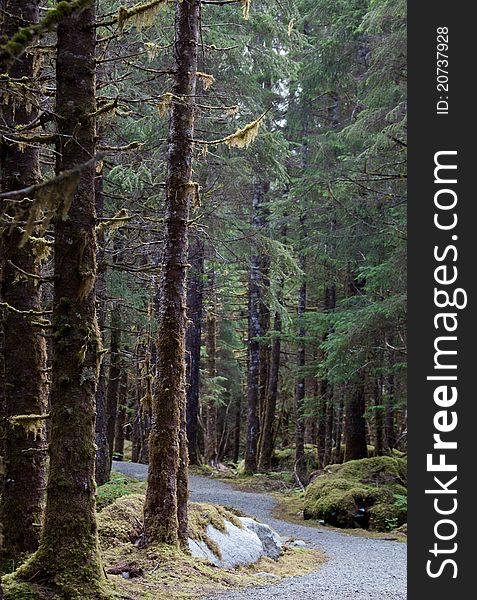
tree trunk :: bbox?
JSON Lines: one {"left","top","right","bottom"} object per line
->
{"left": 204, "top": 266, "right": 218, "bottom": 466}
{"left": 384, "top": 347, "right": 396, "bottom": 452}
{"left": 106, "top": 301, "right": 121, "bottom": 466}
{"left": 374, "top": 375, "right": 384, "bottom": 456}
{"left": 185, "top": 234, "right": 204, "bottom": 465}
{"left": 244, "top": 182, "right": 266, "bottom": 474}
{"left": 344, "top": 380, "right": 368, "bottom": 461}
{"left": 232, "top": 391, "right": 242, "bottom": 464}
{"left": 14, "top": 1, "right": 107, "bottom": 594}
{"left": 334, "top": 393, "right": 345, "bottom": 464}
{"left": 0, "top": 0, "right": 48, "bottom": 567}
{"left": 258, "top": 255, "right": 270, "bottom": 443}
{"left": 316, "top": 374, "right": 327, "bottom": 469}
{"left": 343, "top": 268, "right": 368, "bottom": 462}
{"left": 294, "top": 218, "right": 307, "bottom": 486}
{"left": 323, "top": 385, "right": 334, "bottom": 466}
{"left": 258, "top": 286, "right": 282, "bottom": 472}
{"left": 94, "top": 165, "right": 110, "bottom": 485}
{"left": 144, "top": 0, "right": 199, "bottom": 546}
{"left": 114, "top": 368, "right": 128, "bottom": 460}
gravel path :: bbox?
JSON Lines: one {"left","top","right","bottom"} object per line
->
{"left": 112, "top": 461, "right": 406, "bottom": 600}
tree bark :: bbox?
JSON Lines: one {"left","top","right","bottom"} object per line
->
{"left": 343, "top": 268, "right": 368, "bottom": 462}
{"left": 294, "top": 217, "right": 307, "bottom": 486}
{"left": 0, "top": 0, "right": 48, "bottom": 567}
{"left": 185, "top": 234, "right": 204, "bottom": 465}
{"left": 106, "top": 301, "right": 121, "bottom": 465}
{"left": 14, "top": 1, "right": 107, "bottom": 594}
{"left": 384, "top": 346, "right": 396, "bottom": 452}
{"left": 334, "top": 393, "right": 345, "bottom": 464}
{"left": 144, "top": 0, "right": 199, "bottom": 546}
{"left": 316, "top": 371, "right": 327, "bottom": 469}
{"left": 323, "top": 384, "right": 334, "bottom": 466}
{"left": 204, "top": 265, "right": 218, "bottom": 466}
{"left": 344, "top": 380, "right": 368, "bottom": 461}
{"left": 94, "top": 165, "right": 110, "bottom": 485}
{"left": 114, "top": 367, "right": 128, "bottom": 460}
{"left": 245, "top": 182, "right": 266, "bottom": 474}
{"left": 258, "top": 282, "right": 283, "bottom": 472}
{"left": 374, "top": 374, "right": 384, "bottom": 456}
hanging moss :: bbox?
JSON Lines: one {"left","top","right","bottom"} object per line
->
{"left": 29, "top": 236, "right": 53, "bottom": 264}
{"left": 18, "top": 168, "right": 80, "bottom": 248}
{"left": 197, "top": 71, "right": 215, "bottom": 91}
{"left": 117, "top": 0, "right": 169, "bottom": 33}
{"left": 156, "top": 92, "right": 173, "bottom": 117}
{"left": 95, "top": 209, "right": 131, "bottom": 237}
{"left": 0, "top": 0, "right": 91, "bottom": 68}
{"left": 198, "top": 112, "right": 268, "bottom": 149}
{"left": 242, "top": 0, "right": 251, "bottom": 20}
{"left": 8, "top": 414, "right": 49, "bottom": 441}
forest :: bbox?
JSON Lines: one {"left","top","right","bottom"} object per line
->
{"left": 0, "top": 0, "right": 407, "bottom": 599}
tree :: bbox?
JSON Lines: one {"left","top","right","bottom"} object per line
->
{"left": 244, "top": 182, "right": 266, "bottom": 474}
{"left": 185, "top": 234, "right": 204, "bottom": 465}
{"left": 0, "top": 0, "right": 47, "bottom": 567}
{"left": 10, "top": 1, "right": 108, "bottom": 596}
{"left": 143, "top": 0, "right": 200, "bottom": 546}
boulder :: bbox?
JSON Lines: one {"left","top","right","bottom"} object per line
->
{"left": 239, "top": 517, "right": 282, "bottom": 560}
{"left": 188, "top": 516, "right": 282, "bottom": 568}
{"left": 303, "top": 456, "right": 407, "bottom": 532}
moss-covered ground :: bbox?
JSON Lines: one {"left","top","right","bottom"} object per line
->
{"left": 98, "top": 493, "right": 325, "bottom": 599}
{"left": 197, "top": 453, "right": 407, "bottom": 540}
{"left": 303, "top": 456, "right": 407, "bottom": 532}
{"left": 3, "top": 485, "right": 324, "bottom": 599}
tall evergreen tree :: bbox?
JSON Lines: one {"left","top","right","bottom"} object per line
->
{"left": 10, "top": 1, "right": 108, "bottom": 596}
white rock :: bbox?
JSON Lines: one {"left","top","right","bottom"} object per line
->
{"left": 188, "top": 517, "right": 282, "bottom": 568}
{"left": 239, "top": 517, "right": 283, "bottom": 560}
{"left": 290, "top": 539, "right": 307, "bottom": 548}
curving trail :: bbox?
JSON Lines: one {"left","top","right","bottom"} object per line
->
{"left": 112, "top": 461, "right": 406, "bottom": 600}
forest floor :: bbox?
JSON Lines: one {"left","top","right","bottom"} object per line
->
{"left": 111, "top": 461, "right": 406, "bottom": 599}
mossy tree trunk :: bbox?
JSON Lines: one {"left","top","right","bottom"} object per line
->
{"left": 14, "top": 1, "right": 107, "bottom": 595}
{"left": 144, "top": 0, "right": 199, "bottom": 546}
{"left": 185, "top": 234, "right": 204, "bottom": 465}
{"left": 0, "top": 0, "right": 48, "bottom": 568}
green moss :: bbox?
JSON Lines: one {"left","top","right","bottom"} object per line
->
{"left": 2, "top": 577, "right": 41, "bottom": 600}
{"left": 97, "top": 473, "right": 146, "bottom": 511}
{"left": 273, "top": 444, "right": 319, "bottom": 471}
{"left": 95, "top": 493, "right": 326, "bottom": 599}
{"left": 304, "top": 456, "right": 407, "bottom": 531}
